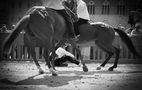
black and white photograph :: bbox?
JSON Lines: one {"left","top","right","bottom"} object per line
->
{"left": 0, "top": 0, "right": 142, "bottom": 90}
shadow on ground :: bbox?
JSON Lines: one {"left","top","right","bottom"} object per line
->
{"left": 0, "top": 73, "right": 81, "bottom": 87}
{"left": 1, "top": 69, "right": 142, "bottom": 87}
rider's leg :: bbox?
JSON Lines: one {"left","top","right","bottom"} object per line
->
{"left": 54, "top": 57, "right": 68, "bottom": 66}
{"left": 63, "top": 10, "right": 76, "bottom": 38}
{"left": 64, "top": 56, "right": 79, "bottom": 65}
{"left": 74, "top": 18, "right": 89, "bottom": 35}
{"left": 56, "top": 10, "right": 76, "bottom": 39}
{"left": 77, "top": 18, "right": 89, "bottom": 25}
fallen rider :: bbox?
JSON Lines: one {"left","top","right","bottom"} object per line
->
{"left": 54, "top": 46, "right": 80, "bottom": 67}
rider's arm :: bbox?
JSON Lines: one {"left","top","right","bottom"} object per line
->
{"left": 62, "top": 0, "right": 76, "bottom": 16}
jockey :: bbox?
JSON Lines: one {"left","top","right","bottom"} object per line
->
{"left": 76, "top": 0, "right": 90, "bottom": 23}
{"left": 45, "top": 0, "right": 77, "bottom": 40}
{"left": 133, "top": 20, "right": 142, "bottom": 33}
{"left": 128, "top": 14, "right": 135, "bottom": 31}
{"left": 55, "top": 47, "right": 75, "bottom": 58}
{"left": 54, "top": 44, "right": 79, "bottom": 66}
{"left": 74, "top": 0, "right": 90, "bottom": 35}
{"left": 131, "top": 20, "right": 142, "bottom": 35}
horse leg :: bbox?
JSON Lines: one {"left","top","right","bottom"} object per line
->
{"left": 49, "top": 54, "right": 56, "bottom": 70}
{"left": 69, "top": 40, "right": 88, "bottom": 72}
{"left": 43, "top": 47, "right": 58, "bottom": 76}
{"left": 27, "top": 46, "right": 44, "bottom": 74}
{"left": 77, "top": 47, "right": 88, "bottom": 72}
{"left": 49, "top": 40, "right": 57, "bottom": 70}
{"left": 96, "top": 53, "right": 113, "bottom": 70}
{"left": 95, "top": 40, "right": 114, "bottom": 70}
{"left": 100, "top": 53, "right": 113, "bottom": 67}
{"left": 108, "top": 46, "right": 120, "bottom": 71}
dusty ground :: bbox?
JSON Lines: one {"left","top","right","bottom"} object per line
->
{"left": 0, "top": 61, "right": 142, "bottom": 90}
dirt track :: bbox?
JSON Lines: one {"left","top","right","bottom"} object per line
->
{"left": 0, "top": 61, "right": 142, "bottom": 90}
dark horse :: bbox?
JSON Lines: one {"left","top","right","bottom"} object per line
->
{"left": 2, "top": 0, "right": 86, "bottom": 76}
{"left": 52, "top": 21, "right": 141, "bottom": 71}
{"left": 23, "top": 32, "right": 80, "bottom": 67}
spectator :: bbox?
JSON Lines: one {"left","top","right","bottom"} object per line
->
{"left": 11, "top": 24, "right": 15, "bottom": 30}
{"left": 128, "top": 9, "right": 142, "bottom": 34}
{"left": 1, "top": 24, "right": 7, "bottom": 33}
{"left": 131, "top": 20, "right": 142, "bottom": 35}
{"left": 118, "top": 24, "right": 125, "bottom": 31}
{"left": 128, "top": 14, "right": 135, "bottom": 30}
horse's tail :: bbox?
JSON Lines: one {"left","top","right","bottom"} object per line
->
{"left": 2, "top": 15, "right": 30, "bottom": 55}
{"left": 114, "top": 28, "right": 141, "bottom": 58}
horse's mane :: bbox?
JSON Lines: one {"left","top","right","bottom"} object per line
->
{"left": 25, "top": 6, "right": 46, "bottom": 15}
{"left": 24, "top": 6, "right": 55, "bottom": 24}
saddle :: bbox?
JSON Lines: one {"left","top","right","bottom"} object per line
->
{"left": 74, "top": 18, "right": 89, "bottom": 35}
{"left": 28, "top": 6, "right": 53, "bottom": 23}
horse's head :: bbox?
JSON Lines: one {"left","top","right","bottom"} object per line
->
{"left": 62, "top": 0, "right": 78, "bottom": 22}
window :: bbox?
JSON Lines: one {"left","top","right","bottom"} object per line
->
{"left": 102, "top": 0, "right": 110, "bottom": 15}
{"left": 117, "top": 0, "right": 125, "bottom": 15}
{"left": 88, "top": 1, "right": 96, "bottom": 15}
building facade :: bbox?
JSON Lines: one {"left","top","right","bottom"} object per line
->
{"left": 0, "top": 0, "right": 140, "bottom": 29}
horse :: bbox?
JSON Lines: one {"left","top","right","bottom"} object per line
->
{"left": 23, "top": 32, "right": 80, "bottom": 67}
{"left": 51, "top": 21, "right": 141, "bottom": 71}
{"left": 2, "top": 0, "right": 86, "bottom": 76}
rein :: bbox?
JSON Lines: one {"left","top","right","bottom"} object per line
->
{"left": 62, "top": 0, "right": 78, "bottom": 22}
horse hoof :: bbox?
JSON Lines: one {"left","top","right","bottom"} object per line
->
{"left": 49, "top": 68, "right": 58, "bottom": 76}
{"left": 96, "top": 66, "right": 101, "bottom": 70}
{"left": 83, "top": 66, "right": 88, "bottom": 72}
{"left": 108, "top": 67, "right": 114, "bottom": 71}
